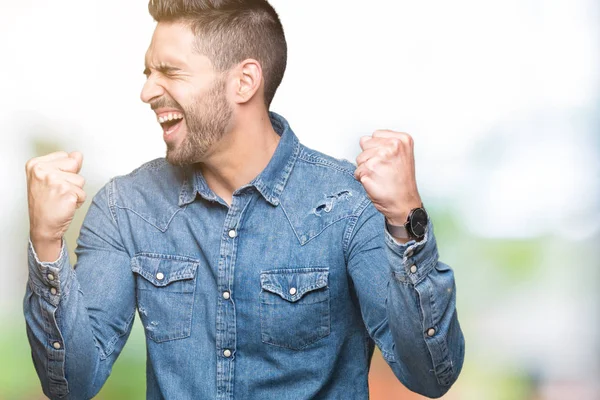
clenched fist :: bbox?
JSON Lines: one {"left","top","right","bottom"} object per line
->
{"left": 354, "top": 130, "right": 422, "bottom": 232}
{"left": 26, "top": 151, "right": 86, "bottom": 262}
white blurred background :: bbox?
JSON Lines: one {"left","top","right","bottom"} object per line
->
{"left": 1, "top": 0, "right": 598, "bottom": 399}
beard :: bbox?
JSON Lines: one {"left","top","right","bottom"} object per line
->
{"left": 162, "top": 76, "right": 233, "bottom": 166}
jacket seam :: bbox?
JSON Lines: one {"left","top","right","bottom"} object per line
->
{"left": 99, "top": 309, "right": 136, "bottom": 360}
{"left": 342, "top": 197, "right": 373, "bottom": 264}
{"left": 108, "top": 178, "right": 133, "bottom": 257}
{"left": 297, "top": 151, "right": 356, "bottom": 178}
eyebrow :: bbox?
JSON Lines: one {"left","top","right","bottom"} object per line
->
{"left": 143, "top": 63, "right": 183, "bottom": 77}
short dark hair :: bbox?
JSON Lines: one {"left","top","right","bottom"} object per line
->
{"left": 149, "top": 0, "right": 287, "bottom": 108}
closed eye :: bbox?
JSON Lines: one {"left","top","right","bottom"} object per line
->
{"left": 144, "top": 64, "right": 182, "bottom": 78}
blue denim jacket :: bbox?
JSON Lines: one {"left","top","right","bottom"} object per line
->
{"left": 24, "top": 112, "right": 464, "bottom": 399}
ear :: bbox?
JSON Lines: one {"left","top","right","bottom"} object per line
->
{"left": 232, "top": 59, "right": 263, "bottom": 105}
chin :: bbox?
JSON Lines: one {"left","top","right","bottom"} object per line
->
{"left": 166, "top": 147, "right": 208, "bottom": 167}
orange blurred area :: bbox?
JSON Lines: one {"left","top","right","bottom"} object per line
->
{"left": 369, "top": 351, "right": 440, "bottom": 400}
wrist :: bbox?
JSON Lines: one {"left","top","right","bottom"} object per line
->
{"left": 385, "top": 199, "right": 423, "bottom": 226}
{"left": 386, "top": 215, "right": 408, "bottom": 226}
{"left": 30, "top": 234, "right": 63, "bottom": 263}
{"left": 30, "top": 231, "right": 61, "bottom": 245}
{"left": 30, "top": 222, "right": 62, "bottom": 241}
{"left": 385, "top": 202, "right": 429, "bottom": 242}
{"left": 386, "top": 227, "right": 412, "bottom": 244}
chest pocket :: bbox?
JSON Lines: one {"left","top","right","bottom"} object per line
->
{"left": 260, "top": 268, "right": 330, "bottom": 350}
{"left": 131, "top": 253, "right": 199, "bottom": 343}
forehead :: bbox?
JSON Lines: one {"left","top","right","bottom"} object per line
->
{"left": 145, "top": 21, "right": 212, "bottom": 70}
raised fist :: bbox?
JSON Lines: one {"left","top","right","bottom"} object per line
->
{"left": 355, "top": 130, "right": 422, "bottom": 228}
{"left": 26, "top": 151, "right": 86, "bottom": 261}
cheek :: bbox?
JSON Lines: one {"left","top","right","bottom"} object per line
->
{"left": 164, "top": 82, "right": 195, "bottom": 108}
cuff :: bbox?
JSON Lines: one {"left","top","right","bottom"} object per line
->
{"left": 28, "top": 238, "right": 72, "bottom": 306}
{"left": 384, "top": 219, "right": 439, "bottom": 285}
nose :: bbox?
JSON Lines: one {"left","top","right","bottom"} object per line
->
{"left": 140, "top": 76, "right": 165, "bottom": 104}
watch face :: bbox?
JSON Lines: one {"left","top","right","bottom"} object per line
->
{"left": 409, "top": 208, "right": 428, "bottom": 237}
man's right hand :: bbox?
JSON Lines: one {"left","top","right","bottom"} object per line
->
{"left": 26, "top": 151, "right": 86, "bottom": 262}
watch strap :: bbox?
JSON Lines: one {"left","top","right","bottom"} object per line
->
{"left": 385, "top": 204, "right": 428, "bottom": 241}
{"left": 385, "top": 219, "right": 410, "bottom": 239}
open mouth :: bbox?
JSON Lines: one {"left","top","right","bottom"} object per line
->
{"left": 158, "top": 112, "right": 184, "bottom": 135}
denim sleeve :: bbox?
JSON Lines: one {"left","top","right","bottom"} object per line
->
{"left": 346, "top": 200, "right": 465, "bottom": 398}
{"left": 23, "top": 179, "right": 136, "bottom": 399}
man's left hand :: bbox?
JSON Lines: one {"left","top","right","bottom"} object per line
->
{"left": 354, "top": 130, "right": 422, "bottom": 227}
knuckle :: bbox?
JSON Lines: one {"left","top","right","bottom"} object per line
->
{"left": 66, "top": 158, "right": 78, "bottom": 171}
{"left": 365, "top": 159, "right": 376, "bottom": 171}
{"left": 400, "top": 132, "right": 413, "bottom": 145}
{"left": 32, "top": 163, "right": 45, "bottom": 178}
{"left": 44, "top": 172, "right": 58, "bottom": 184}
{"left": 354, "top": 166, "right": 364, "bottom": 177}
{"left": 25, "top": 158, "right": 38, "bottom": 172}
{"left": 66, "top": 194, "right": 78, "bottom": 206}
{"left": 389, "top": 139, "right": 401, "bottom": 152}
{"left": 59, "top": 181, "right": 71, "bottom": 192}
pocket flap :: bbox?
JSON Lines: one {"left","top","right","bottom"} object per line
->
{"left": 131, "top": 253, "right": 199, "bottom": 287}
{"left": 260, "top": 268, "right": 328, "bottom": 302}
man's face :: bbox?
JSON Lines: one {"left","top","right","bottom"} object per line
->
{"left": 141, "top": 22, "right": 233, "bottom": 166}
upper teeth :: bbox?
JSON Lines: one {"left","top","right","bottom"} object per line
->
{"left": 158, "top": 113, "right": 184, "bottom": 123}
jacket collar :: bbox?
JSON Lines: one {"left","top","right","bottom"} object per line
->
{"left": 178, "top": 112, "right": 300, "bottom": 207}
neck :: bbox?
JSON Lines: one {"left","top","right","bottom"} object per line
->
{"left": 198, "top": 109, "right": 280, "bottom": 206}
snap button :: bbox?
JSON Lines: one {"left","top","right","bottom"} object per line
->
{"left": 52, "top": 341, "right": 62, "bottom": 350}
{"left": 47, "top": 273, "right": 55, "bottom": 281}
{"left": 223, "top": 349, "right": 232, "bottom": 358}
{"left": 427, "top": 328, "right": 436, "bottom": 337}
{"left": 410, "top": 265, "right": 418, "bottom": 274}
{"left": 222, "top": 291, "right": 230, "bottom": 300}
{"left": 156, "top": 272, "right": 165, "bottom": 281}
{"left": 50, "top": 287, "right": 57, "bottom": 295}
{"left": 228, "top": 229, "right": 237, "bottom": 238}
{"left": 289, "top": 287, "right": 297, "bottom": 296}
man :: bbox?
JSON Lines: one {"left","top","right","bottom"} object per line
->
{"left": 24, "top": 1, "right": 465, "bottom": 399}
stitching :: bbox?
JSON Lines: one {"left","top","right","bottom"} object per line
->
{"left": 259, "top": 288, "right": 331, "bottom": 350}
{"left": 297, "top": 150, "right": 356, "bottom": 178}
{"left": 280, "top": 199, "right": 355, "bottom": 246}
{"left": 343, "top": 197, "right": 374, "bottom": 267}
{"left": 270, "top": 135, "right": 301, "bottom": 204}
{"left": 133, "top": 252, "right": 200, "bottom": 263}
{"left": 107, "top": 179, "right": 119, "bottom": 224}
{"left": 114, "top": 205, "right": 184, "bottom": 233}
{"left": 279, "top": 202, "right": 302, "bottom": 243}
{"left": 100, "top": 309, "right": 136, "bottom": 360}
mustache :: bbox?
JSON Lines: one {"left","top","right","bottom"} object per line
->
{"left": 151, "top": 97, "right": 183, "bottom": 112}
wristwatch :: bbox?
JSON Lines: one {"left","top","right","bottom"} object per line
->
{"left": 385, "top": 205, "right": 429, "bottom": 241}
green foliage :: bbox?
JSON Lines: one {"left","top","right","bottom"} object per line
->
{"left": 0, "top": 317, "right": 146, "bottom": 400}
{"left": 475, "top": 238, "right": 545, "bottom": 279}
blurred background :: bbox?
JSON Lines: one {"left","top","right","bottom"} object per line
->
{"left": 1, "top": 0, "right": 598, "bottom": 399}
